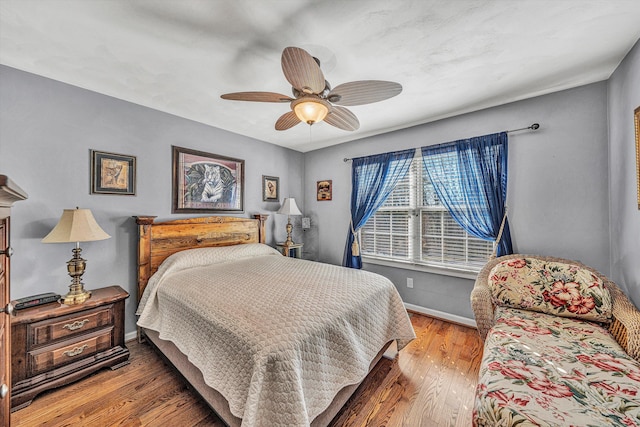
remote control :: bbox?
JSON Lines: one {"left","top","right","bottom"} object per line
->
{"left": 13, "top": 292, "right": 61, "bottom": 310}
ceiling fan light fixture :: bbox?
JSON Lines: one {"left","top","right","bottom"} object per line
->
{"left": 221, "top": 47, "right": 402, "bottom": 132}
{"left": 292, "top": 97, "right": 331, "bottom": 125}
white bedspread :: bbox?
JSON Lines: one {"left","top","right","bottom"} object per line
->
{"left": 136, "top": 243, "right": 415, "bottom": 427}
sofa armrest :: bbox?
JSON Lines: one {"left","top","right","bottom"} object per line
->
{"left": 606, "top": 280, "right": 640, "bottom": 362}
{"left": 471, "top": 276, "right": 494, "bottom": 342}
{"left": 471, "top": 257, "right": 504, "bottom": 342}
{"left": 471, "top": 254, "right": 530, "bottom": 341}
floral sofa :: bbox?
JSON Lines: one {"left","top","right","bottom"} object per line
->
{"left": 471, "top": 254, "right": 640, "bottom": 426}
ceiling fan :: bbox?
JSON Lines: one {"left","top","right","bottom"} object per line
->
{"left": 221, "top": 46, "right": 402, "bottom": 131}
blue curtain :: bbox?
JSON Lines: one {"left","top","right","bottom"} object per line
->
{"left": 343, "top": 148, "right": 415, "bottom": 268}
{"left": 421, "top": 132, "right": 513, "bottom": 257}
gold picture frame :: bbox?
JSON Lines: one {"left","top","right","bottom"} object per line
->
{"left": 636, "top": 106, "right": 640, "bottom": 210}
{"left": 317, "top": 180, "right": 332, "bottom": 201}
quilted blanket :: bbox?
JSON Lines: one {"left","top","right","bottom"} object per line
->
{"left": 137, "top": 243, "right": 415, "bottom": 427}
{"left": 474, "top": 306, "right": 640, "bottom": 426}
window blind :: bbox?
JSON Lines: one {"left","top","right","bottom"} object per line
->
{"left": 361, "top": 154, "right": 494, "bottom": 272}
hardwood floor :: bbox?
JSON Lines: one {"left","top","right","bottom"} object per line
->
{"left": 11, "top": 313, "right": 483, "bottom": 427}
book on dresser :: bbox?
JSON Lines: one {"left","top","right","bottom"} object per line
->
{"left": 10, "top": 285, "right": 130, "bottom": 411}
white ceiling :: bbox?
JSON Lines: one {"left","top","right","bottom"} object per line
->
{"left": 1, "top": 0, "right": 640, "bottom": 153}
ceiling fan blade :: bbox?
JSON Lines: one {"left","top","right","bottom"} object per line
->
{"left": 281, "top": 47, "right": 325, "bottom": 95}
{"left": 328, "top": 80, "right": 402, "bottom": 106}
{"left": 324, "top": 106, "right": 360, "bottom": 131}
{"left": 275, "top": 111, "right": 301, "bottom": 131}
{"left": 221, "top": 92, "right": 293, "bottom": 102}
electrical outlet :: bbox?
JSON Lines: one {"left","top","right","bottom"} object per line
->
{"left": 406, "top": 278, "right": 413, "bottom": 288}
{"left": 302, "top": 217, "right": 311, "bottom": 229}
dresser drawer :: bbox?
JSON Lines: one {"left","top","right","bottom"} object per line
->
{"left": 28, "top": 305, "right": 113, "bottom": 347}
{"left": 28, "top": 328, "right": 113, "bottom": 376}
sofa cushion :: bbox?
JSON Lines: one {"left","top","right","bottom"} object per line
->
{"left": 489, "top": 257, "right": 612, "bottom": 323}
{"left": 474, "top": 306, "right": 640, "bottom": 426}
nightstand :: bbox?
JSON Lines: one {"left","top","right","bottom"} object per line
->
{"left": 10, "top": 286, "right": 130, "bottom": 411}
{"left": 276, "top": 242, "right": 303, "bottom": 258}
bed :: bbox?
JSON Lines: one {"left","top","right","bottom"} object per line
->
{"left": 134, "top": 215, "right": 415, "bottom": 427}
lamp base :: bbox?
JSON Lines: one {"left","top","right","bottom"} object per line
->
{"left": 62, "top": 288, "right": 92, "bottom": 305}
{"left": 62, "top": 245, "right": 91, "bottom": 305}
{"left": 284, "top": 217, "right": 295, "bottom": 245}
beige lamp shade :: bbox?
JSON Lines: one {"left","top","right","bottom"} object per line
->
{"left": 42, "top": 208, "right": 111, "bottom": 243}
{"left": 277, "top": 198, "right": 302, "bottom": 216}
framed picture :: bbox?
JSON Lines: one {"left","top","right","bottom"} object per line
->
{"left": 635, "top": 106, "right": 640, "bottom": 210}
{"left": 317, "top": 180, "right": 332, "bottom": 201}
{"left": 172, "top": 146, "right": 244, "bottom": 213}
{"left": 262, "top": 175, "right": 279, "bottom": 202}
{"left": 90, "top": 150, "right": 136, "bottom": 195}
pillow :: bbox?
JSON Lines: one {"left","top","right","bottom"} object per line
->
{"left": 137, "top": 243, "right": 281, "bottom": 315}
{"left": 488, "top": 257, "right": 612, "bottom": 323}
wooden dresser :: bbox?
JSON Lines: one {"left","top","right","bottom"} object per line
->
{"left": 10, "top": 286, "right": 129, "bottom": 411}
{"left": 0, "top": 175, "right": 28, "bottom": 426}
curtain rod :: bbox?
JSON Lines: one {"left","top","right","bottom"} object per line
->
{"left": 343, "top": 123, "right": 540, "bottom": 162}
{"left": 506, "top": 123, "right": 540, "bottom": 133}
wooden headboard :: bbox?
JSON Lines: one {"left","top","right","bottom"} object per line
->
{"left": 134, "top": 214, "right": 268, "bottom": 303}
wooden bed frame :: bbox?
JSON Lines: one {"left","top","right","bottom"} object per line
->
{"left": 135, "top": 214, "right": 268, "bottom": 304}
{"left": 134, "top": 214, "right": 393, "bottom": 427}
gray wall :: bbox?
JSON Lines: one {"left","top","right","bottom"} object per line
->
{"left": 304, "top": 82, "right": 610, "bottom": 320}
{"left": 1, "top": 51, "right": 629, "bottom": 331}
{"left": 608, "top": 40, "right": 640, "bottom": 306}
{"left": 0, "top": 65, "right": 304, "bottom": 336}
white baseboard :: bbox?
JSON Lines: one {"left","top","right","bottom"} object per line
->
{"left": 404, "top": 302, "right": 477, "bottom": 328}
{"left": 125, "top": 330, "right": 138, "bottom": 342}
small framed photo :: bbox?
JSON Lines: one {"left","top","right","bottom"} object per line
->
{"left": 172, "top": 146, "right": 244, "bottom": 213}
{"left": 317, "top": 180, "right": 332, "bottom": 201}
{"left": 90, "top": 150, "right": 136, "bottom": 195}
{"left": 262, "top": 175, "right": 279, "bottom": 202}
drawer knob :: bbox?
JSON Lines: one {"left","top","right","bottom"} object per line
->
{"left": 63, "top": 344, "right": 88, "bottom": 358}
{"left": 1, "top": 302, "right": 14, "bottom": 316}
{"left": 0, "top": 383, "right": 7, "bottom": 399}
{"left": 63, "top": 319, "right": 89, "bottom": 331}
{"left": 0, "top": 247, "right": 13, "bottom": 258}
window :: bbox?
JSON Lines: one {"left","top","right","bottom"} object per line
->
{"left": 360, "top": 152, "right": 494, "bottom": 273}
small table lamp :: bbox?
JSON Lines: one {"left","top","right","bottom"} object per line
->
{"left": 277, "top": 198, "right": 302, "bottom": 248}
{"left": 42, "top": 207, "right": 111, "bottom": 305}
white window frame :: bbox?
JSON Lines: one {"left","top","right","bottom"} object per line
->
{"left": 360, "top": 151, "right": 494, "bottom": 278}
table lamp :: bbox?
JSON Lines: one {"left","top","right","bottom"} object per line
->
{"left": 42, "top": 207, "right": 111, "bottom": 305}
{"left": 277, "top": 198, "right": 302, "bottom": 248}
